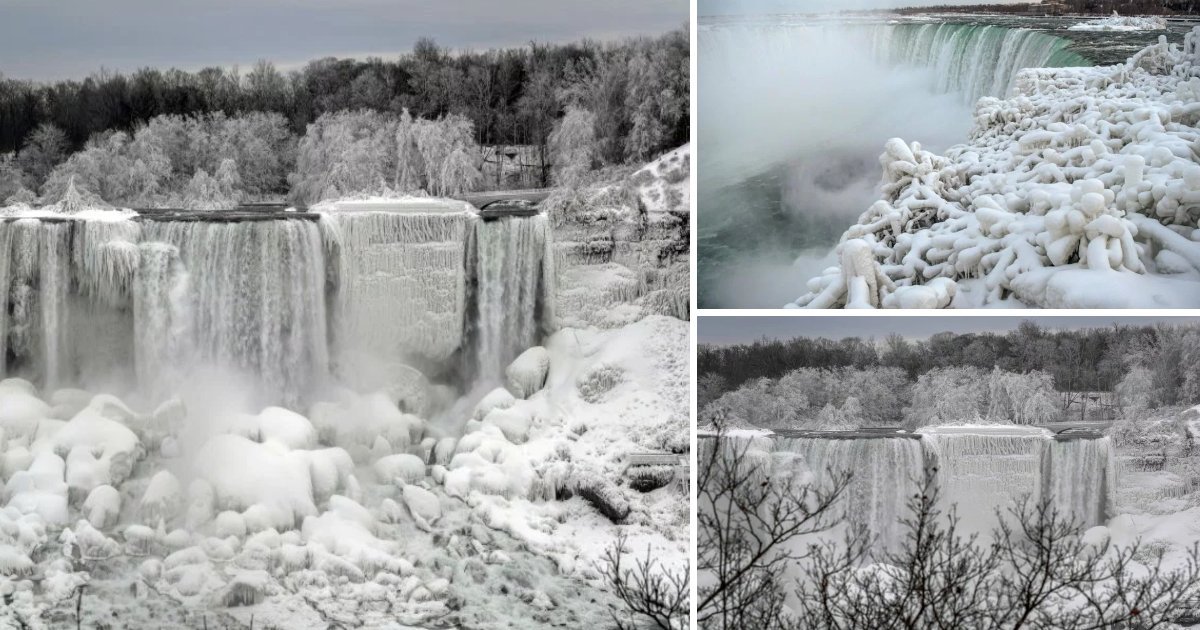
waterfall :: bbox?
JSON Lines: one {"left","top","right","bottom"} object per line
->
{"left": 870, "top": 23, "right": 1091, "bottom": 102}
{"left": 776, "top": 434, "right": 927, "bottom": 551}
{"left": 0, "top": 220, "right": 76, "bottom": 388}
{"left": 0, "top": 206, "right": 561, "bottom": 408}
{"left": 140, "top": 219, "right": 329, "bottom": 406}
{"left": 324, "top": 210, "right": 474, "bottom": 380}
{"left": 766, "top": 427, "right": 1116, "bottom": 548}
{"left": 918, "top": 426, "right": 1051, "bottom": 534}
{"left": 473, "top": 214, "right": 554, "bottom": 384}
{"left": 133, "top": 242, "right": 192, "bottom": 400}
{"left": 1041, "top": 436, "right": 1116, "bottom": 529}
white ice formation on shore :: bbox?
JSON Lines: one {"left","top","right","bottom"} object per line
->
{"left": 790, "top": 28, "right": 1200, "bottom": 309}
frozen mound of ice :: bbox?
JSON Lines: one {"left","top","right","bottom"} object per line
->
{"left": 1068, "top": 14, "right": 1168, "bottom": 32}
{"left": 790, "top": 28, "right": 1200, "bottom": 309}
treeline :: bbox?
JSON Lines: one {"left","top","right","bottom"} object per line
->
{"left": 699, "top": 321, "right": 1200, "bottom": 409}
{"left": 0, "top": 29, "right": 688, "bottom": 204}
{"left": 891, "top": 1, "right": 1198, "bottom": 14}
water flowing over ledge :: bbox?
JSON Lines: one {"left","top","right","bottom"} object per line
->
{"left": 710, "top": 425, "right": 1117, "bottom": 552}
{"left": 0, "top": 204, "right": 556, "bottom": 407}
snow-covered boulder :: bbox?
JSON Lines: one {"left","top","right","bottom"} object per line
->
{"left": 472, "top": 387, "right": 516, "bottom": 421}
{"left": 482, "top": 407, "right": 533, "bottom": 444}
{"left": 82, "top": 485, "right": 120, "bottom": 529}
{"left": 0, "top": 379, "right": 50, "bottom": 440}
{"left": 193, "top": 434, "right": 317, "bottom": 531}
{"left": 373, "top": 453, "right": 426, "bottom": 484}
{"left": 401, "top": 485, "right": 441, "bottom": 530}
{"left": 505, "top": 347, "right": 550, "bottom": 399}
{"left": 140, "top": 470, "right": 184, "bottom": 524}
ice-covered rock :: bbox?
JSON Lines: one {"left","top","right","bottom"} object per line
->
{"left": 505, "top": 346, "right": 550, "bottom": 399}
{"left": 374, "top": 453, "right": 426, "bottom": 484}
{"left": 193, "top": 434, "right": 317, "bottom": 530}
{"left": 82, "top": 485, "right": 120, "bottom": 529}
{"left": 482, "top": 407, "right": 533, "bottom": 444}
{"left": 140, "top": 470, "right": 184, "bottom": 524}
{"left": 472, "top": 387, "right": 516, "bottom": 421}
{"left": 402, "top": 485, "right": 442, "bottom": 530}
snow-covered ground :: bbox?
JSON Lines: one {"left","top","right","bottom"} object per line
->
{"left": 1068, "top": 13, "right": 1169, "bottom": 32}
{"left": 790, "top": 27, "right": 1200, "bottom": 309}
{"left": 0, "top": 316, "right": 688, "bottom": 628}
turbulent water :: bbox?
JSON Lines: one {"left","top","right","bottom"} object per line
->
{"left": 0, "top": 210, "right": 556, "bottom": 408}
{"left": 698, "top": 15, "right": 1099, "bottom": 308}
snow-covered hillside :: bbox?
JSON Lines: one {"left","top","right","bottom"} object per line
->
{"left": 790, "top": 28, "right": 1200, "bottom": 309}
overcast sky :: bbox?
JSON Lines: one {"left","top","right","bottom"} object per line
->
{"left": 699, "top": 0, "right": 1028, "bottom": 17}
{"left": 0, "top": 0, "right": 687, "bottom": 81}
{"left": 699, "top": 316, "right": 1200, "bottom": 345}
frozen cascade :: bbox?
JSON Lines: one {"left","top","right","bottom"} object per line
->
{"left": 325, "top": 211, "right": 474, "bottom": 377}
{"left": 918, "top": 426, "right": 1051, "bottom": 534}
{"left": 140, "top": 219, "right": 329, "bottom": 406}
{"left": 133, "top": 242, "right": 192, "bottom": 400}
{"left": 473, "top": 214, "right": 554, "bottom": 384}
{"left": 777, "top": 428, "right": 1117, "bottom": 546}
{"left": 776, "top": 435, "right": 927, "bottom": 552}
{"left": 869, "top": 23, "right": 1090, "bottom": 103}
{"left": 1041, "top": 437, "right": 1116, "bottom": 529}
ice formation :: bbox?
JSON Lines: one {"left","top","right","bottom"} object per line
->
{"left": 1068, "top": 13, "right": 1169, "bottom": 33}
{"left": 791, "top": 28, "right": 1200, "bottom": 309}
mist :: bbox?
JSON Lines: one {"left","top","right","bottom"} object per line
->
{"left": 698, "top": 22, "right": 974, "bottom": 307}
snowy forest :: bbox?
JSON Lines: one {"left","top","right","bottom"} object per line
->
{"left": 699, "top": 321, "right": 1200, "bottom": 430}
{"left": 0, "top": 29, "right": 688, "bottom": 207}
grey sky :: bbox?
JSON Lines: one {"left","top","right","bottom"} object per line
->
{"left": 700, "top": 0, "right": 1027, "bottom": 17}
{"left": 699, "top": 316, "right": 1200, "bottom": 345}
{"left": 0, "top": 0, "right": 687, "bottom": 81}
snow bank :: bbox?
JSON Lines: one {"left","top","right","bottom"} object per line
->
{"left": 791, "top": 28, "right": 1200, "bottom": 309}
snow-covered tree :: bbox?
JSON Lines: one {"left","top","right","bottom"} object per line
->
{"left": 905, "top": 366, "right": 989, "bottom": 427}
{"left": 0, "top": 152, "right": 27, "bottom": 201}
{"left": 549, "top": 106, "right": 598, "bottom": 187}
{"left": 394, "top": 109, "right": 424, "bottom": 193}
{"left": 1115, "top": 365, "right": 1154, "bottom": 420}
{"left": 17, "top": 123, "right": 69, "bottom": 188}
{"left": 985, "top": 368, "right": 1060, "bottom": 425}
